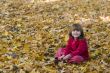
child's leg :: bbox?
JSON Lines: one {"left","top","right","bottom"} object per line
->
{"left": 55, "top": 48, "right": 65, "bottom": 59}
{"left": 68, "top": 55, "right": 84, "bottom": 64}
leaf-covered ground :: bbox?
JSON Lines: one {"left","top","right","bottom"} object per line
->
{"left": 0, "top": 0, "right": 110, "bottom": 73}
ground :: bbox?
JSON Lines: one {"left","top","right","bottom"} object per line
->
{"left": 0, "top": 0, "right": 110, "bottom": 73}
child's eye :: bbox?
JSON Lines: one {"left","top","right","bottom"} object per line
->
{"left": 73, "top": 29, "right": 80, "bottom": 31}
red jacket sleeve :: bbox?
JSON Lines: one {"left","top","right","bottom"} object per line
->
{"left": 63, "top": 36, "right": 72, "bottom": 55}
{"left": 70, "top": 39, "right": 88, "bottom": 57}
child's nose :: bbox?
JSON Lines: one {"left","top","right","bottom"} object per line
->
{"left": 74, "top": 30, "right": 77, "bottom": 33}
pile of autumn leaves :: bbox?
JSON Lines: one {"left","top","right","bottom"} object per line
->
{"left": 0, "top": 0, "right": 110, "bottom": 73}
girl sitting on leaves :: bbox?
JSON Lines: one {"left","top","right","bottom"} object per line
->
{"left": 54, "top": 24, "right": 90, "bottom": 64}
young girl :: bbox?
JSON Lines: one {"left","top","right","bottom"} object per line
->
{"left": 54, "top": 24, "right": 90, "bottom": 64}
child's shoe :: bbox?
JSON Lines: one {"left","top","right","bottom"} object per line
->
{"left": 54, "top": 57, "right": 59, "bottom": 65}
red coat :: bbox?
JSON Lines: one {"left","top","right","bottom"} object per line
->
{"left": 63, "top": 36, "right": 90, "bottom": 61}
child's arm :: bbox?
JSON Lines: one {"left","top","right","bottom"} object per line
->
{"left": 63, "top": 36, "right": 72, "bottom": 55}
{"left": 70, "top": 39, "right": 88, "bottom": 57}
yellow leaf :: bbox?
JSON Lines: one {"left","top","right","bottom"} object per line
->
{"left": 36, "top": 70, "right": 40, "bottom": 73}
{"left": 64, "top": 34, "right": 68, "bottom": 42}
{"left": 43, "top": 66, "right": 56, "bottom": 73}
{"left": 27, "top": 36, "right": 33, "bottom": 41}
{"left": 7, "top": 56, "right": 12, "bottom": 60}
{"left": 30, "top": 69, "right": 36, "bottom": 73}
{"left": 23, "top": 62, "right": 33, "bottom": 72}
{"left": 4, "top": 31, "right": 9, "bottom": 36}
{"left": 19, "top": 69, "right": 25, "bottom": 73}
{"left": 23, "top": 44, "right": 30, "bottom": 52}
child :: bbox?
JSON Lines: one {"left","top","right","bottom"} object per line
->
{"left": 54, "top": 24, "right": 90, "bottom": 64}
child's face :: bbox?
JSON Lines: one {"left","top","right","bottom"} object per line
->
{"left": 72, "top": 30, "right": 81, "bottom": 38}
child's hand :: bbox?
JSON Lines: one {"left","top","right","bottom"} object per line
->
{"left": 63, "top": 54, "right": 71, "bottom": 60}
{"left": 58, "top": 55, "right": 65, "bottom": 60}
